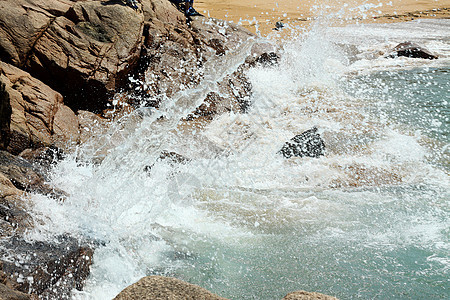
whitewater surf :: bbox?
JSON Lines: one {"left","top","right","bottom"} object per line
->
{"left": 23, "top": 10, "right": 449, "bottom": 300}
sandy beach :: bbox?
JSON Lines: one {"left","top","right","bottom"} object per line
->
{"left": 195, "top": 0, "right": 450, "bottom": 36}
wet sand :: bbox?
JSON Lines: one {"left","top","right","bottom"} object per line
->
{"left": 195, "top": 0, "right": 450, "bottom": 36}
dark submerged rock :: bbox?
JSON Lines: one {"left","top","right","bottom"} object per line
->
{"left": 279, "top": 127, "right": 326, "bottom": 158}
{"left": 390, "top": 42, "right": 438, "bottom": 60}
{"left": 0, "top": 235, "right": 93, "bottom": 299}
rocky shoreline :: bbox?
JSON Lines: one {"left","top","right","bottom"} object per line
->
{"left": 0, "top": 0, "right": 341, "bottom": 299}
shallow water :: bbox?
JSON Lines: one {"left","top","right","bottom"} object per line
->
{"left": 25, "top": 19, "right": 449, "bottom": 299}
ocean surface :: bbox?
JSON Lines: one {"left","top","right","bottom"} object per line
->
{"left": 27, "top": 17, "right": 449, "bottom": 299}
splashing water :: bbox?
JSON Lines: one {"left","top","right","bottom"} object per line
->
{"left": 26, "top": 16, "right": 449, "bottom": 300}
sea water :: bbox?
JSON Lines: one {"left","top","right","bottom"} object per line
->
{"left": 26, "top": 18, "right": 449, "bottom": 299}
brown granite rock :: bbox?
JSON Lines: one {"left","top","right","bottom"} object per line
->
{"left": 0, "top": 0, "right": 145, "bottom": 112}
{"left": 77, "top": 110, "right": 110, "bottom": 145}
{"left": 113, "top": 276, "right": 227, "bottom": 300}
{"left": 283, "top": 290, "right": 339, "bottom": 300}
{"left": 0, "top": 0, "right": 73, "bottom": 67}
{"left": 52, "top": 104, "right": 80, "bottom": 149}
{"left": 29, "top": 0, "right": 144, "bottom": 111}
{"left": 0, "top": 62, "right": 79, "bottom": 154}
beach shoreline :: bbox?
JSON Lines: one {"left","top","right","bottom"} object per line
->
{"left": 195, "top": 0, "right": 450, "bottom": 36}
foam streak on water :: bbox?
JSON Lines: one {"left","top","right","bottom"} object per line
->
{"left": 27, "top": 19, "right": 449, "bottom": 299}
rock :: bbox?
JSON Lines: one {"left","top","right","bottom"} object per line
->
{"left": 113, "top": 276, "right": 227, "bottom": 300}
{"left": 274, "top": 21, "right": 285, "bottom": 30}
{"left": 0, "top": 173, "right": 31, "bottom": 238}
{"left": 77, "top": 110, "right": 110, "bottom": 144}
{"left": 129, "top": 5, "right": 255, "bottom": 116}
{"left": 19, "top": 146, "right": 65, "bottom": 175}
{"left": 0, "top": 235, "right": 94, "bottom": 299}
{"left": 390, "top": 42, "right": 438, "bottom": 60}
{"left": 0, "top": 0, "right": 73, "bottom": 67}
{"left": 253, "top": 52, "right": 280, "bottom": 67}
{"left": 0, "top": 61, "right": 79, "bottom": 154}
{"left": 144, "top": 150, "right": 190, "bottom": 172}
{"left": 279, "top": 127, "right": 326, "bottom": 158}
{"left": 0, "top": 283, "right": 31, "bottom": 300}
{"left": 0, "top": 0, "right": 145, "bottom": 112}
{"left": 0, "top": 80, "right": 12, "bottom": 150}
{"left": 283, "top": 290, "right": 339, "bottom": 300}
{"left": 52, "top": 105, "right": 80, "bottom": 150}
{"left": 0, "top": 150, "right": 66, "bottom": 198}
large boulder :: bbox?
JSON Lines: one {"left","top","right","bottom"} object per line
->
{"left": 113, "top": 276, "right": 227, "bottom": 300}
{"left": 0, "top": 0, "right": 73, "bottom": 67}
{"left": 390, "top": 42, "right": 438, "bottom": 60}
{"left": 0, "top": 0, "right": 145, "bottom": 112}
{"left": 0, "top": 62, "right": 79, "bottom": 154}
{"left": 0, "top": 235, "right": 94, "bottom": 299}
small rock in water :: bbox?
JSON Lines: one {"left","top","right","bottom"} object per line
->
{"left": 283, "top": 290, "right": 339, "bottom": 299}
{"left": 255, "top": 52, "right": 280, "bottom": 67}
{"left": 278, "top": 127, "right": 325, "bottom": 159}
{"left": 144, "top": 151, "right": 190, "bottom": 172}
{"left": 274, "top": 21, "right": 285, "bottom": 30}
{"left": 389, "top": 42, "right": 438, "bottom": 60}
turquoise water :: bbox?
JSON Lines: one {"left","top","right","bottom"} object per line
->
{"left": 175, "top": 186, "right": 449, "bottom": 299}
{"left": 346, "top": 68, "right": 449, "bottom": 146}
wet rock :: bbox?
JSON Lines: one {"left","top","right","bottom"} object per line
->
{"left": 0, "top": 80, "right": 12, "bottom": 150}
{"left": 0, "top": 173, "right": 31, "bottom": 238}
{"left": 274, "top": 21, "right": 285, "bottom": 30}
{"left": 144, "top": 150, "right": 190, "bottom": 172}
{"left": 283, "top": 290, "right": 339, "bottom": 300}
{"left": 278, "top": 127, "right": 326, "bottom": 158}
{"left": 0, "top": 0, "right": 145, "bottom": 112}
{"left": 19, "top": 146, "right": 65, "bottom": 176}
{"left": 158, "top": 151, "right": 190, "bottom": 165}
{"left": 252, "top": 52, "right": 280, "bottom": 67}
{"left": 113, "top": 276, "right": 227, "bottom": 300}
{"left": 0, "top": 150, "right": 66, "bottom": 198}
{"left": 77, "top": 110, "right": 110, "bottom": 145}
{"left": 0, "top": 282, "right": 31, "bottom": 300}
{"left": 390, "top": 42, "right": 438, "bottom": 60}
{"left": 131, "top": 6, "right": 255, "bottom": 115}
{"left": 0, "top": 235, "right": 93, "bottom": 299}
{"left": 0, "top": 62, "right": 79, "bottom": 155}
